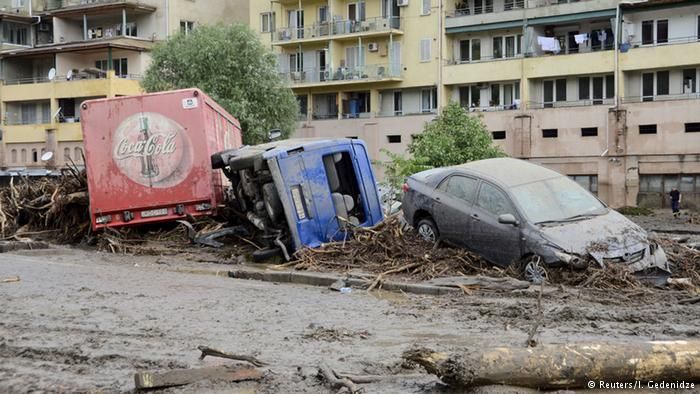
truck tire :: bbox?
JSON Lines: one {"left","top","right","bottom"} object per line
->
{"left": 252, "top": 247, "right": 281, "bottom": 262}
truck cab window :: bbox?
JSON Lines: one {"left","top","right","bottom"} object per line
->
{"left": 323, "top": 152, "right": 366, "bottom": 225}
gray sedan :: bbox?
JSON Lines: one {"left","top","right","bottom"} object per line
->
{"left": 402, "top": 158, "right": 670, "bottom": 282}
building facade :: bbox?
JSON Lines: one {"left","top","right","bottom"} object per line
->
{"left": 0, "top": 0, "right": 248, "bottom": 176}
{"left": 251, "top": 0, "right": 700, "bottom": 209}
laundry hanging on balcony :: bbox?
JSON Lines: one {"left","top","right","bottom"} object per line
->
{"left": 597, "top": 30, "right": 608, "bottom": 43}
{"left": 537, "top": 36, "right": 561, "bottom": 54}
{"left": 574, "top": 33, "right": 589, "bottom": 44}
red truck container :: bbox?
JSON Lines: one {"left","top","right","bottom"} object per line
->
{"left": 80, "top": 88, "right": 242, "bottom": 230}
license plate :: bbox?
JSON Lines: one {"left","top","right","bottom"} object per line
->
{"left": 141, "top": 208, "right": 168, "bottom": 218}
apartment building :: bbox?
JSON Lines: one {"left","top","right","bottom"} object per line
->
{"left": 252, "top": 0, "right": 700, "bottom": 209}
{"left": 0, "top": 0, "right": 248, "bottom": 176}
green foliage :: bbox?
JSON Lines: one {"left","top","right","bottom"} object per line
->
{"left": 377, "top": 102, "right": 505, "bottom": 194}
{"left": 142, "top": 23, "right": 298, "bottom": 145}
{"left": 409, "top": 101, "right": 505, "bottom": 168}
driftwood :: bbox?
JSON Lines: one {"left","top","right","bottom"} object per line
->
{"left": 318, "top": 363, "right": 359, "bottom": 393}
{"left": 197, "top": 345, "right": 267, "bottom": 367}
{"left": 134, "top": 365, "right": 261, "bottom": 389}
{"left": 404, "top": 340, "right": 700, "bottom": 389}
{"left": 1, "top": 276, "right": 20, "bottom": 283}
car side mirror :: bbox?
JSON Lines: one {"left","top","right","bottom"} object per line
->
{"left": 498, "top": 213, "right": 519, "bottom": 226}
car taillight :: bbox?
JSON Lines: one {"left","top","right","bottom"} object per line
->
{"left": 402, "top": 183, "right": 409, "bottom": 193}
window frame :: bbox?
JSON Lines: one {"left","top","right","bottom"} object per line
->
{"left": 420, "top": 38, "right": 432, "bottom": 62}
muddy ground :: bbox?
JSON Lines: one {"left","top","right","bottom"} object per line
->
{"left": 1, "top": 211, "right": 699, "bottom": 393}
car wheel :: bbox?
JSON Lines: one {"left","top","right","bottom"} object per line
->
{"left": 416, "top": 218, "right": 439, "bottom": 243}
{"left": 522, "top": 255, "right": 548, "bottom": 284}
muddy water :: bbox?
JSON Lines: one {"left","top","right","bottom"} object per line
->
{"left": 0, "top": 248, "right": 698, "bottom": 393}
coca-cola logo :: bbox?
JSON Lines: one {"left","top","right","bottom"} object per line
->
{"left": 112, "top": 112, "right": 192, "bottom": 188}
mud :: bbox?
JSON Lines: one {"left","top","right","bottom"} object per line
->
{"left": 1, "top": 213, "right": 700, "bottom": 393}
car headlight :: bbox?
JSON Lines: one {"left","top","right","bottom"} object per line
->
{"left": 554, "top": 251, "right": 576, "bottom": 263}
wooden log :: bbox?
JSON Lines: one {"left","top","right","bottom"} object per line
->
{"left": 134, "top": 366, "right": 262, "bottom": 390}
{"left": 404, "top": 340, "right": 700, "bottom": 389}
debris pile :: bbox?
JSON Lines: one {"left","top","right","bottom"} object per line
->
{"left": 0, "top": 167, "right": 89, "bottom": 243}
{"left": 657, "top": 237, "right": 700, "bottom": 286}
{"left": 291, "top": 214, "right": 502, "bottom": 282}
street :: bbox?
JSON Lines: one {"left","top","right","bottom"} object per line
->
{"left": 1, "top": 246, "right": 699, "bottom": 393}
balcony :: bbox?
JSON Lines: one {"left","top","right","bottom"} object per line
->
{"left": 273, "top": 16, "right": 402, "bottom": 46}
{"left": 527, "top": 98, "right": 613, "bottom": 109}
{"left": 621, "top": 93, "right": 700, "bottom": 105}
{"left": 1, "top": 73, "right": 142, "bottom": 101}
{"left": 446, "top": 0, "right": 617, "bottom": 31}
{"left": 0, "top": 0, "right": 28, "bottom": 15}
{"left": 523, "top": 50, "right": 613, "bottom": 79}
{"left": 620, "top": 39, "right": 700, "bottom": 72}
{"left": 280, "top": 64, "right": 402, "bottom": 88}
{"left": 44, "top": 0, "right": 154, "bottom": 11}
{"left": 2, "top": 124, "right": 50, "bottom": 144}
{"left": 444, "top": 57, "right": 522, "bottom": 85}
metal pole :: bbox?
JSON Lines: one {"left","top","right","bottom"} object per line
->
{"left": 83, "top": 14, "right": 88, "bottom": 40}
{"left": 122, "top": 8, "right": 127, "bottom": 36}
{"left": 614, "top": 2, "right": 620, "bottom": 109}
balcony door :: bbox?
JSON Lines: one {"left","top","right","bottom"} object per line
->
{"left": 288, "top": 9, "right": 304, "bottom": 39}
{"left": 317, "top": 49, "right": 328, "bottom": 81}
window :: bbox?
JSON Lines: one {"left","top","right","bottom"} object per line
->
{"left": 581, "top": 127, "right": 598, "bottom": 137}
{"left": 685, "top": 123, "right": 700, "bottom": 132}
{"left": 657, "top": 71, "right": 669, "bottom": 95}
{"left": 260, "top": 12, "right": 275, "bottom": 33}
{"left": 642, "top": 72, "right": 654, "bottom": 102}
{"left": 180, "top": 20, "right": 195, "bottom": 35}
{"left": 459, "top": 39, "right": 470, "bottom": 62}
{"left": 393, "top": 91, "right": 402, "bottom": 115}
{"left": 656, "top": 20, "right": 668, "bottom": 43}
{"left": 490, "top": 84, "right": 500, "bottom": 107}
{"left": 578, "top": 77, "right": 590, "bottom": 100}
{"left": 542, "top": 128, "right": 558, "bottom": 138}
{"left": 74, "top": 147, "right": 83, "bottom": 162}
{"left": 421, "top": 87, "right": 437, "bottom": 112}
{"left": 485, "top": 0, "right": 493, "bottom": 13}
{"left": 492, "top": 131, "right": 506, "bottom": 140}
{"left": 639, "top": 124, "right": 657, "bottom": 134}
{"left": 64, "top": 147, "right": 71, "bottom": 162}
{"left": 439, "top": 176, "right": 479, "bottom": 203}
{"left": 21, "top": 148, "right": 26, "bottom": 163}
{"left": 555, "top": 79, "right": 566, "bottom": 102}
{"left": 20, "top": 103, "right": 35, "bottom": 124}
{"left": 683, "top": 69, "right": 697, "bottom": 94}
{"left": 420, "top": 38, "right": 431, "bottom": 62}
{"left": 387, "top": 135, "right": 402, "bottom": 143}
{"left": 505, "top": 36, "right": 515, "bottom": 58}
{"left": 318, "top": 6, "right": 328, "bottom": 23}
{"left": 605, "top": 74, "right": 614, "bottom": 99}
{"left": 493, "top": 36, "right": 502, "bottom": 58}
{"left": 422, "top": 0, "right": 431, "bottom": 15}
{"left": 567, "top": 31, "right": 579, "bottom": 54}
{"left": 459, "top": 86, "right": 470, "bottom": 108}
{"left": 95, "top": 58, "right": 128, "bottom": 77}
{"left": 11, "top": 149, "right": 17, "bottom": 163}
{"left": 593, "top": 76, "right": 604, "bottom": 104}
{"left": 2, "top": 22, "right": 28, "bottom": 45}
{"left": 642, "top": 20, "right": 653, "bottom": 44}
{"left": 32, "top": 148, "right": 37, "bottom": 163}
{"left": 470, "top": 85, "right": 481, "bottom": 107}
{"left": 517, "top": 34, "right": 523, "bottom": 54}
{"left": 570, "top": 175, "right": 598, "bottom": 195}
{"left": 471, "top": 39, "right": 481, "bottom": 61}
{"left": 323, "top": 152, "right": 365, "bottom": 223}
{"left": 477, "top": 182, "right": 515, "bottom": 217}
{"left": 543, "top": 80, "right": 554, "bottom": 107}
{"left": 289, "top": 52, "right": 303, "bottom": 73}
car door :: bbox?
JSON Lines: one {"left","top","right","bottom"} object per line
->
{"left": 469, "top": 181, "right": 522, "bottom": 266}
{"left": 432, "top": 175, "right": 479, "bottom": 247}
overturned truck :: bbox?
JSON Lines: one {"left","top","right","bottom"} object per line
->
{"left": 212, "top": 138, "right": 384, "bottom": 261}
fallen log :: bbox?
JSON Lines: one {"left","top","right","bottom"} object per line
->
{"left": 197, "top": 345, "right": 267, "bottom": 367}
{"left": 134, "top": 365, "right": 262, "bottom": 389}
{"left": 404, "top": 340, "right": 700, "bottom": 389}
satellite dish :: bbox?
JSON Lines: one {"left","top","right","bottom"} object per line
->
{"left": 66, "top": 69, "right": 73, "bottom": 80}
{"left": 41, "top": 151, "right": 54, "bottom": 162}
{"left": 48, "top": 68, "right": 56, "bottom": 81}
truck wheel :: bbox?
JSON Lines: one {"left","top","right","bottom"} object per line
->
{"left": 416, "top": 218, "right": 439, "bottom": 243}
{"left": 252, "top": 247, "right": 281, "bottom": 262}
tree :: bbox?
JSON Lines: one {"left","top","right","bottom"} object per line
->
{"left": 378, "top": 102, "right": 505, "bottom": 192}
{"left": 142, "top": 23, "right": 298, "bottom": 145}
{"left": 409, "top": 101, "right": 505, "bottom": 168}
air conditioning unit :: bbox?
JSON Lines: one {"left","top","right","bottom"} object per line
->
{"left": 368, "top": 42, "right": 379, "bottom": 52}
{"left": 397, "top": 0, "right": 409, "bottom": 6}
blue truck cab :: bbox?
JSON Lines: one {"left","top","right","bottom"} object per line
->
{"left": 211, "top": 138, "right": 384, "bottom": 261}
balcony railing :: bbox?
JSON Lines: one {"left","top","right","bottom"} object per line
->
{"left": 280, "top": 64, "right": 402, "bottom": 85}
{"left": 0, "top": 1, "right": 28, "bottom": 14}
{"left": 624, "top": 35, "right": 700, "bottom": 50}
{"left": 2, "top": 73, "right": 142, "bottom": 85}
{"left": 448, "top": 0, "right": 592, "bottom": 17}
{"left": 527, "top": 98, "right": 613, "bottom": 109}
{"left": 45, "top": 0, "right": 131, "bottom": 10}
{"left": 621, "top": 93, "right": 700, "bottom": 104}
{"left": 273, "top": 16, "right": 400, "bottom": 43}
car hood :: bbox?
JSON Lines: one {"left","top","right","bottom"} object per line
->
{"left": 538, "top": 210, "right": 649, "bottom": 259}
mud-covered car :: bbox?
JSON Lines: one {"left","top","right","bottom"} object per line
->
{"left": 212, "top": 138, "right": 383, "bottom": 261}
{"left": 402, "top": 158, "right": 670, "bottom": 282}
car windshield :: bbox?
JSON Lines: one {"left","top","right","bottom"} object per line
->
{"left": 510, "top": 176, "right": 607, "bottom": 224}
